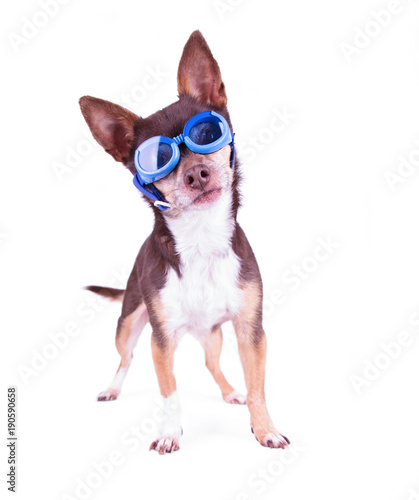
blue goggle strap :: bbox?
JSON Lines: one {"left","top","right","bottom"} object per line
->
{"left": 230, "top": 133, "right": 235, "bottom": 169}
{"left": 133, "top": 173, "right": 171, "bottom": 211}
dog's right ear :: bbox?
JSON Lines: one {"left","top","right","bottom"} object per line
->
{"left": 79, "top": 96, "right": 139, "bottom": 164}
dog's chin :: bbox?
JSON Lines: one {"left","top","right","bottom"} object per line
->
{"left": 192, "top": 188, "right": 223, "bottom": 206}
{"left": 166, "top": 186, "right": 227, "bottom": 214}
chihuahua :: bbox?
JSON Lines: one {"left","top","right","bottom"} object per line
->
{"left": 79, "top": 30, "right": 289, "bottom": 454}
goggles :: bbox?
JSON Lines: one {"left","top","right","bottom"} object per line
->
{"left": 133, "top": 111, "right": 235, "bottom": 210}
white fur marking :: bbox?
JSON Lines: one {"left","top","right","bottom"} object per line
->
{"left": 159, "top": 391, "right": 182, "bottom": 436}
{"left": 151, "top": 392, "right": 182, "bottom": 453}
{"left": 161, "top": 192, "right": 242, "bottom": 339}
{"left": 111, "top": 366, "right": 129, "bottom": 390}
{"left": 155, "top": 391, "right": 182, "bottom": 444}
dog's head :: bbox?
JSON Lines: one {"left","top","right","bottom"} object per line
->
{"left": 79, "top": 31, "right": 240, "bottom": 218}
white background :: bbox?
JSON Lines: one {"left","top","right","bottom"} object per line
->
{"left": 1, "top": 0, "right": 419, "bottom": 499}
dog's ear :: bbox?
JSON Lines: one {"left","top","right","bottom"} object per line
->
{"left": 79, "top": 96, "right": 139, "bottom": 163}
{"left": 177, "top": 30, "right": 227, "bottom": 108}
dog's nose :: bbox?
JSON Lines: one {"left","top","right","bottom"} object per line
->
{"left": 183, "top": 165, "right": 211, "bottom": 190}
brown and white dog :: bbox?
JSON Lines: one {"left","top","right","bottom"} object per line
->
{"left": 79, "top": 30, "right": 289, "bottom": 454}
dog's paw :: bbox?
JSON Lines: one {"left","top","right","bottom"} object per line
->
{"left": 97, "top": 388, "right": 120, "bottom": 401}
{"left": 223, "top": 390, "right": 246, "bottom": 405}
{"left": 252, "top": 428, "right": 290, "bottom": 449}
{"left": 149, "top": 434, "right": 181, "bottom": 455}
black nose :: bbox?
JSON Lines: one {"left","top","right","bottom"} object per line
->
{"left": 183, "top": 165, "right": 211, "bottom": 190}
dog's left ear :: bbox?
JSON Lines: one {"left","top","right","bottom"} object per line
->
{"left": 79, "top": 96, "right": 139, "bottom": 164}
{"left": 177, "top": 30, "right": 227, "bottom": 108}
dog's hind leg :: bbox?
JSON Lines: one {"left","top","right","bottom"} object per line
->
{"left": 97, "top": 301, "right": 149, "bottom": 401}
{"left": 202, "top": 326, "right": 246, "bottom": 405}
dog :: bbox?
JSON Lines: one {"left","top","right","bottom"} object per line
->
{"left": 79, "top": 30, "right": 289, "bottom": 454}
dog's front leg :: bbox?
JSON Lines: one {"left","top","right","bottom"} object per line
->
{"left": 233, "top": 285, "right": 290, "bottom": 449}
{"left": 149, "top": 332, "right": 182, "bottom": 454}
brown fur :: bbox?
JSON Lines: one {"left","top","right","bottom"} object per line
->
{"left": 84, "top": 285, "right": 125, "bottom": 302}
{"left": 151, "top": 333, "right": 177, "bottom": 398}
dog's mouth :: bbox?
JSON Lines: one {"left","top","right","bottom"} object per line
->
{"left": 192, "top": 188, "right": 222, "bottom": 205}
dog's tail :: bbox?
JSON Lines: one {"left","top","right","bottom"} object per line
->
{"left": 84, "top": 285, "right": 125, "bottom": 302}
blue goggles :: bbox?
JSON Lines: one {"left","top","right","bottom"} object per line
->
{"left": 133, "top": 111, "right": 235, "bottom": 210}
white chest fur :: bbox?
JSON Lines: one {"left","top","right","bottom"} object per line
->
{"left": 161, "top": 195, "right": 243, "bottom": 338}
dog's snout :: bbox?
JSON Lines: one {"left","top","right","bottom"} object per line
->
{"left": 183, "top": 165, "right": 211, "bottom": 190}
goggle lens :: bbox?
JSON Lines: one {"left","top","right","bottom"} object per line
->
{"left": 139, "top": 141, "right": 173, "bottom": 172}
{"left": 189, "top": 119, "right": 224, "bottom": 146}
